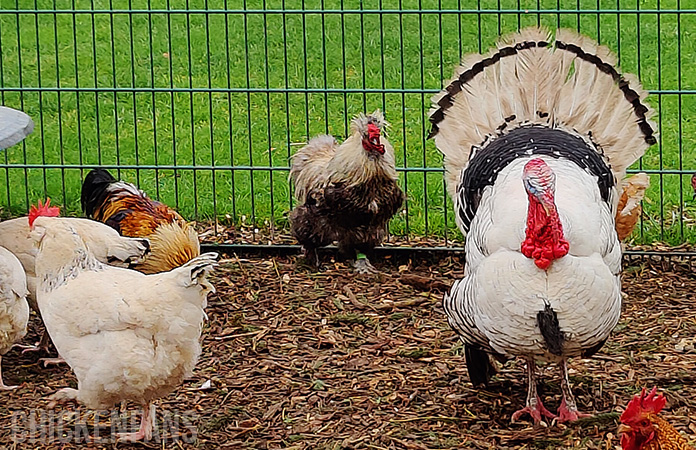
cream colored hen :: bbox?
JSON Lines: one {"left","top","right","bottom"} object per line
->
{"left": 30, "top": 216, "right": 217, "bottom": 441}
{"left": 0, "top": 246, "right": 28, "bottom": 389}
{"left": 0, "top": 200, "right": 150, "bottom": 356}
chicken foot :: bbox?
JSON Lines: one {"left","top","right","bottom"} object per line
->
{"left": 117, "top": 403, "right": 155, "bottom": 442}
{"left": 557, "top": 359, "right": 591, "bottom": 422}
{"left": 511, "top": 358, "right": 556, "bottom": 425}
{"left": 353, "top": 252, "right": 378, "bottom": 274}
{"left": 0, "top": 356, "right": 21, "bottom": 390}
{"left": 15, "top": 329, "right": 52, "bottom": 355}
{"left": 39, "top": 357, "right": 66, "bottom": 367}
{"left": 47, "top": 387, "right": 79, "bottom": 408}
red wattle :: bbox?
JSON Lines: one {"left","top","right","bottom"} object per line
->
{"left": 521, "top": 194, "right": 569, "bottom": 270}
{"left": 362, "top": 123, "right": 385, "bottom": 154}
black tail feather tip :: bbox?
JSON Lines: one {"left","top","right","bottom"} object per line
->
{"left": 537, "top": 304, "right": 564, "bottom": 356}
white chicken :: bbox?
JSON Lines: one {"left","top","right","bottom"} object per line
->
{"left": 0, "top": 199, "right": 151, "bottom": 356}
{"left": 430, "top": 28, "right": 656, "bottom": 423}
{"left": 31, "top": 216, "right": 217, "bottom": 441}
{"left": 0, "top": 246, "right": 29, "bottom": 389}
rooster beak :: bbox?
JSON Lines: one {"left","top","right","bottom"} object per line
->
{"left": 617, "top": 424, "right": 631, "bottom": 435}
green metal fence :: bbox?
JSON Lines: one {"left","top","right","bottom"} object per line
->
{"left": 0, "top": 0, "right": 694, "bottom": 246}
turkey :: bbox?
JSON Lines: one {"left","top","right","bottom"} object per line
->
{"left": 430, "top": 28, "right": 656, "bottom": 423}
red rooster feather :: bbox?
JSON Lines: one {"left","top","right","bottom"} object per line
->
{"left": 81, "top": 168, "right": 199, "bottom": 273}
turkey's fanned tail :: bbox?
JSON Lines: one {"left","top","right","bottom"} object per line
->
{"left": 430, "top": 27, "right": 655, "bottom": 200}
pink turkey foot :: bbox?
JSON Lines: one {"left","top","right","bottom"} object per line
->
{"left": 117, "top": 427, "right": 151, "bottom": 442}
{"left": 511, "top": 395, "right": 557, "bottom": 425}
{"left": 47, "top": 387, "right": 79, "bottom": 408}
{"left": 0, "top": 376, "right": 20, "bottom": 390}
{"left": 557, "top": 397, "right": 592, "bottom": 423}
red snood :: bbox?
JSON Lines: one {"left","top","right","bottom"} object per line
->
{"left": 520, "top": 193, "right": 569, "bottom": 270}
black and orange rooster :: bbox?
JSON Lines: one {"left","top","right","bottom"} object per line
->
{"left": 81, "top": 168, "right": 200, "bottom": 273}
{"left": 619, "top": 387, "right": 694, "bottom": 450}
{"left": 289, "top": 111, "right": 404, "bottom": 273}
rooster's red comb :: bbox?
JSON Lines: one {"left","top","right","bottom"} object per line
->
{"left": 28, "top": 198, "right": 60, "bottom": 227}
{"left": 620, "top": 387, "right": 666, "bottom": 424}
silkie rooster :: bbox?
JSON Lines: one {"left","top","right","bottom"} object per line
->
{"left": 289, "top": 111, "right": 404, "bottom": 273}
{"left": 431, "top": 28, "right": 656, "bottom": 423}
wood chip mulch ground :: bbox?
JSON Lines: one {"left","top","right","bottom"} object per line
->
{"left": 1, "top": 252, "right": 696, "bottom": 449}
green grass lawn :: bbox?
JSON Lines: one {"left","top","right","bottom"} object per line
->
{"left": 0, "top": 0, "right": 694, "bottom": 245}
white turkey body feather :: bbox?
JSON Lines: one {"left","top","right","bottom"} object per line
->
{"left": 445, "top": 157, "right": 622, "bottom": 361}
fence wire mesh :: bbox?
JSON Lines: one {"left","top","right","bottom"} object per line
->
{"left": 0, "top": 0, "right": 694, "bottom": 247}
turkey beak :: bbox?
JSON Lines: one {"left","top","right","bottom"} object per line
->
{"left": 533, "top": 194, "right": 551, "bottom": 215}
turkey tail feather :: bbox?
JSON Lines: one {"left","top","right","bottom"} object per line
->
{"left": 430, "top": 27, "right": 655, "bottom": 200}
{"left": 464, "top": 344, "right": 497, "bottom": 387}
{"left": 537, "top": 305, "right": 565, "bottom": 357}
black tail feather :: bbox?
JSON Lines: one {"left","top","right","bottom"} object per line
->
{"left": 537, "top": 304, "right": 565, "bottom": 356}
{"left": 581, "top": 338, "right": 607, "bottom": 359}
{"left": 81, "top": 168, "right": 117, "bottom": 218}
{"left": 465, "top": 344, "right": 496, "bottom": 387}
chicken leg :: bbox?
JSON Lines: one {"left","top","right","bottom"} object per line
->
{"left": 353, "top": 252, "right": 378, "bottom": 274}
{"left": 0, "top": 356, "right": 20, "bottom": 390}
{"left": 117, "top": 403, "right": 155, "bottom": 442}
{"left": 557, "top": 359, "right": 591, "bottom": 422}
{"left": 511, "top": 358, "right": 556, "bottom": 424}
{"left": 301, "top": 246, "right": 320, "bottom": 267}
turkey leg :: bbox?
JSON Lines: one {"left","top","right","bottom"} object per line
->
{"left": 557, "top": 359, "right": 591, "bottom": 422}
{"left": 511, "top": 358, "right": 556, "bottom": 424}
